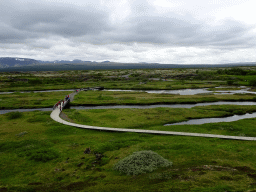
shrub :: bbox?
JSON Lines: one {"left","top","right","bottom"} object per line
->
{"left": 28, "top": 148, "right": 59, "bottom": 162}
{"left": 7, "top": 112, "right": 23, "bottom": 119}
{"left": 226, "top": 80, "right": 235, "bottom": 86}
{"left": 113, "top": 150, "right": 172, "bottom": 175}
{"left": 249, "top": 79, "right": 256, "bottom": 87}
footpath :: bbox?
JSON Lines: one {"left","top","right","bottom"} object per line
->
{"left": 50, "top": 91, "right": 256, "bottom": 141}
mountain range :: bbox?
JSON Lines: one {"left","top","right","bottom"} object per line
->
{"left": 0, "top": 57, "right": 256, "bottom": 72}
{"left": 0, "top": 57, "right": 98, "bottom": 68}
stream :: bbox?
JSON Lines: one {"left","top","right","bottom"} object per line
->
{"left": 164, "top": 112, "right": 256, "bottom": 126}
{"left": 1, "top": 87, "right": 256, "bottom": 95}
{"left": 1, "top": 101, "right": 256, "bottom": 125}
{"left": 105, "top": 88, "right": 256, "bottom": 95}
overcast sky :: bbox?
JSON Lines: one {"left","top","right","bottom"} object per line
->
{"left": 1, "top": 0, "right": 256, "bottom": 64}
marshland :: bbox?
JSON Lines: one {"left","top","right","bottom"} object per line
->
{"left": 1, "top": 67, "right": 256, "bottom": 191}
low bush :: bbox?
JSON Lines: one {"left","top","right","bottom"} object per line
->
{"left": 113, "top": 150, "right": 172, "bottom": 175}
{"left": 7, "top": 112, "right": 23, "bottom": 119}
{"left": 27, "top": 148, "right": 59, "bottom": 162}
{"left": 249, "top": 79, "right": 256, "bottom": 87}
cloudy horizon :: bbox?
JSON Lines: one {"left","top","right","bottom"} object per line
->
{"left": 1, "top": 0, "right": 256, "bottom": 64}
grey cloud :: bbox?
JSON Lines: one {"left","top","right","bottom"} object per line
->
{"left": 0, "top": 1, "right": 112, "bottom": 42}
{"left": 106, "top": 15, "right": 255, "bottom": 49}
{"left": 0, "top": 0, "right": 255, "bottom": 53}
{"left": 0, "top": 22, "right": 36, "bottom": 43}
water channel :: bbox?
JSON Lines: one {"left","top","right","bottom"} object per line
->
{"left": 164, "top": 112, "right": 256, "bottom": 126}
{"left": 105, "top": 88, "right": 256, "bottom": 95}
{"left": 1, "top": 87, "right": 256, "bottom": 95}
{"left": 0, "top": 89, "right": 75, "bottom": 94}
{"left": 1, "top": 101, "right": 256, "bottom": 125}
{"left": 1, "top": 87, "right": 256, "bottom": 125}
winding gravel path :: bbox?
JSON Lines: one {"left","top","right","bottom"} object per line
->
{"left": 50, "top": 91, "right": 256, "bottom": 141}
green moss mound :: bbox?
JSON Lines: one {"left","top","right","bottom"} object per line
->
{"left": 114, "top": 150, "right": 172, "bottom": 175}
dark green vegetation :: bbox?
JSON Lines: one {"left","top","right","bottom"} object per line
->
{"left": 1, "top": 111, "right": 256, "bottom": 191}
{"left": 1, "top": 67, "right": 256, "bottom": 92}
{"left": 1, "top": 67, "right": 256, "bottom": 191}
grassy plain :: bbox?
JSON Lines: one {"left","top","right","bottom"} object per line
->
{"left": 0, "top": 91, "right": 72, "bottom": 109}
{"left": 1, "top": 111, "right": 256, "bottom": 191}
{"left": 1, "top": 67, "right": 256, "bottom": 191}
{"left": 1, "top": 66, "right": 256, "bottom": 92}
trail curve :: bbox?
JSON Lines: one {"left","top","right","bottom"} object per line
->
{"left": 50, "top": 91, "right": 256, "bottom": 141}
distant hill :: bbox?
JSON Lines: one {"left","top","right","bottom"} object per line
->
{"left": 0, "top": 57, "right": 39, "bottom": 68}
{"left": 0, "top": 57, "right": 256, "bottom": 72}
{"left": 38, "top": 59, "right": 92, "bottom": 64}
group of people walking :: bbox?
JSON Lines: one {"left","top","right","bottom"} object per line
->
{"left": 53, "top": 94, "right": 70, "bottom": 111}
{"left": 52, "top": 89, "right": 81, "bottom": 111}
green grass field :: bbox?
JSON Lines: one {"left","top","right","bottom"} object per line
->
{"left": 71, "top": 90, "right": 256, "bottom": 106}
{"left": 1, "top": 68, "right": 256, "bottom": 191}
{"left": 1, "top": 110, "right": 256, "bottom": 191}
{"left": 0, "top": 91, "right": 72, "bottom": 109}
